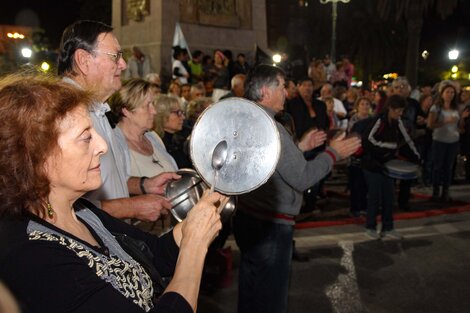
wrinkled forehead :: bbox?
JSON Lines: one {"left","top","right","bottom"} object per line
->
{"left": 95, "top": 32, "right": 120, "bottom": 50}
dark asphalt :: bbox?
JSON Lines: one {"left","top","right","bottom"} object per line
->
{"left": 198, "top": 211, "right": 470, "bottom": 313}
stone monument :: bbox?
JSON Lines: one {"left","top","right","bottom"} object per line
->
{"left": 112, "top": 0, "right": 267, "bottom": 81}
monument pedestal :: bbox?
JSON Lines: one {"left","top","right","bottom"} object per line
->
{"left": 112, "top": 0, "right": 267, "bottom": 83}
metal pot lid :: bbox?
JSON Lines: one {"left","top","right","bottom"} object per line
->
{"left": 189, "top": 97, "right": 281, "bottom": 195}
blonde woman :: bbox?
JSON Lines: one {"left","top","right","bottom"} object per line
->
{"left": 111, "top": 79, "right": 178, "bottom": 179}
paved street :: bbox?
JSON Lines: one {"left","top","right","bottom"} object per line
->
{"left": 136, "top": 163, "right": 470, "bottom": 313}
{"left": 199, "top": 210, "right": 470, "bottom": 313}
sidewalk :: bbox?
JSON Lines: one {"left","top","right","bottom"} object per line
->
{"left": 293, "top": 162, "right": 470, "bottom": 230}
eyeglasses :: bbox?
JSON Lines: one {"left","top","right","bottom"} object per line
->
{"left": 93, "top": 50, "right": 123, "bottom": 64}
{"left": 170, "top": 110, "right": 185, "bottom": 117}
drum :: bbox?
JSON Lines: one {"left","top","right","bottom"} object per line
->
{"left": 384, "top": 159, "right": 419, "bottom": 180}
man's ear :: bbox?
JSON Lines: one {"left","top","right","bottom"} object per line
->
{"left": 260, "top": 85, "right": 270, "bottom": 103}
{"left": 74, "top": 49, "right": 92, "bottom": 75}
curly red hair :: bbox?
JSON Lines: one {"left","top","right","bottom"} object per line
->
{"left": 0, "top": 73, "right": 92, "bottom": 218}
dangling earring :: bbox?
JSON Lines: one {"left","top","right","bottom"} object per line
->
{"left": 47, "top": 202, "right": 54, "bottom": 218}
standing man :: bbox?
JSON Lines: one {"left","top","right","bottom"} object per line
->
{"left": 125, "top": 46, "right": 151, "bottom": 79}
{"left": 58, "top": 20, "right": 178, "bottom": 221}
{"left": 233, "top": 65, "right": 361, "bottom": 313}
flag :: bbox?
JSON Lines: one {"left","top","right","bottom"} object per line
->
{"left": 172, "top": 22, "right": 192, "bottom": 60}
{"left": 254, "top": 45, "right": 271, "bottom": 66}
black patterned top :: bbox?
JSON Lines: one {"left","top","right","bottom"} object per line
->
{"left": 0, "top": 199, "right": 192, "bottom": 313}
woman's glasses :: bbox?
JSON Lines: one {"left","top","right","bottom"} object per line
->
{"left": 171, "top": 110, "right": 185, "bottom": 117}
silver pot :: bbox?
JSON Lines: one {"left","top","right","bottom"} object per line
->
{"left": 165, "top": 168, "right": 236, "bottom": 223}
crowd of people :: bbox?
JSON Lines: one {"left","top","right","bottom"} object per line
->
{"left": 1, "top": 17, "right": 470, "bottom": 313}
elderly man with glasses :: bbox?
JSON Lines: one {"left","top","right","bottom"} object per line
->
{"left": 58, "top": 20, "right": 179, "bottom": 222}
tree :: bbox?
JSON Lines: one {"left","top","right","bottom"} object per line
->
{"left": 377, "top": 0, "right": 459, "bottom": 87}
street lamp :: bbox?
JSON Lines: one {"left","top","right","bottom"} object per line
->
{"left": 21, "top": 47, "right": 32, "bottom": 58}
{"left": 320, "top": 0, "right": 351, "bottom": 63}
{"left": 448, "top": 49, "right": 459, "bottom": 60}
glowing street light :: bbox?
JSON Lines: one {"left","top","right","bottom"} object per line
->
{"left": 451, "top": 65, "right": 458, "bottom": 73}
{"left": 7, "top": 32, "right": 25, "bottom": 39}
{"left": 272, "top": 54, "right": 282, "bottom": 64}
{"left": 448, "top": 49, "right": 459, "bottom": 60}
{"left": 41, "top": 62, "right": 51, "bottom": 72}
{"left": 21, "top": 47, "right": 32, "bottom": 58}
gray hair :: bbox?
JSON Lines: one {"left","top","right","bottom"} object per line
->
{"left": 244, "top": 64, "right": 285, "bottom": 102}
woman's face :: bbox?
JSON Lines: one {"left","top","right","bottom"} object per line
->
{"left": 421, "top": 95, "right": 433, "bottom": 111}
{"left": 126, "top": 92, "right": 156, "bottom": 130}
{"left": 357, "top": 99, "right": 371, "bottom": 115}
{"left": 388, "top": 107, "right": 404, "bottom": 120}
{"left": 373, "top": 91, "right": 381, "bottom": 103}
{"left": 442, "top": 86, "right": 455, "bottom": 103}
{"left": 45, "top": 105, "right": 108, "bottom": 196}
{"left": 164, "top": 104, "right": 185, "bottom": 133}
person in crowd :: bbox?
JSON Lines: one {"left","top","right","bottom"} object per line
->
{"left": 323, "top": 54, "right": 336, "bottom": 81}
{"left": 308, "top": 59, "right": 327, "bottom": 96}
{"left": 347, "top": 97, "right": 373, "bottom": 217}
{"left": 0, "top": 73, "right": 226, "bottom": 313}
{"left": 319, "top": 83, "right": 348, "bottom": 129}
{"left": 285, "top": 77, "right": 330, "bottom": 212}
{"left": 285, "top": 78, "right": 297, "bottom": 100}
{"left": 110, "top": 79, "right": 178, "bottom": 179}
{"left": 233, "top": 53, "right": 251, "bottom": 75}
{"left": 145, "top": 73, "right": 162, "bottom": 88}
{"left": 185, "top": 97, "right": 213, "bottom": 129}
{"left": 168, "top": 80, "right": 182, "bottom": 98}
{"left": 341, "top": 55, "right": 355, "bottom": 88}
{"left": 233, "top": 64, "right": 361, "bottom": 313}
{"left": 428, "top": 81, "right": 460, "bottom": 201}
{"left": 459, "top": 100, "right": 470, "bottom": 183}
{"left": 172, "top": 47, "right": 190, "bottom": 85}
{"left": 202, "top": 54, "right": 213, "bottom": 75}
{"left": 223, "top": 49, "right": 235, "bottom": 79}
{"left": 188, "top": 50, "right": 204, "bottom": 83}
{"left": 324, "top": 96, "right": 340, "bottom": 130}
{"left": 189, "top": 82, "right": 206, "bottom": 100}
{"left": 208, "top": 49, "right": 230, "bottom": 101}
{"left": 373, "top": 89, "right": 388, "bottom": 114}
{"left": 348, "top": 97, "right": 373, "bottom": 133}
{"left": 180, "top": 83, "right": 191, "bottom": 111}
{"left": 414, "top": 94, "right": 434, "bottom": 186}
{"left": 390, "top": 77, "right": 420, "bottom": 211}
{"left": 220, "top": 73, "right": 246, "bottom": 100}
{"left": 343, "top": 87, "right": 360, "bottom": 115}
{"left": 58, "top": 20, "right": 178, "bottom": 222}
{"left": 145, "top": 73, "right": 161, "bottom": 85}
{"left": 154, "top": 95, "right": 192, "bottom": 169}
{"left": 361, "top": 95, "right": 420, "bottom": 240}
{"left": 329, "top": 61, "right": 348, "bottom": 88}
{"left": 125, "top": 46, "right": 151, "bottom": 79}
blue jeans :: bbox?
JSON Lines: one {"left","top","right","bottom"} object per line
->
{"left": 364, "top": 169, "right": 395, "bottom": 232}
{"left": 233, "top": 210, "right": 293, "bottom": 313}
{"left": 432, "top": 140, "right": 459, "bottom": 190}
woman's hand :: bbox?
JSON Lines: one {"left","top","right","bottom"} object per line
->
{"left": 165, "top": 191, "right": 227, "bottom": 311}
{"left": 178, "top": 191, "right": 226, "bottom": 249}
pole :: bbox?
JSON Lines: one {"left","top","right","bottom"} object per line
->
{"left": 331, "top": 1, "right": 337, "bottom": 63}
{"left": 319, "top": 0, "right": 350, "bottom": 63}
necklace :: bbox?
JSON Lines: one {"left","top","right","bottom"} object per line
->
{"left": 152, "top": 157, "right": 163, "bottom": 168}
